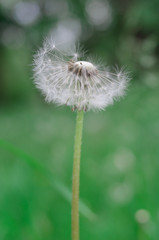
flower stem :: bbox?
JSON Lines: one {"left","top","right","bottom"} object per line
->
{"left": 72, "top": 110, "right": 84, "bottom": 240}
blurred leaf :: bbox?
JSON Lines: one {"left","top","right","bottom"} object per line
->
{"left": 0, "top": 139, "right": 96, "bottom": 221}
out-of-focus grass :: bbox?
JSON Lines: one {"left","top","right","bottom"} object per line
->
{"left": 0, "top": 139, "right": 96, "bottom": 220}
{"left": 0, "top": 82, "right": 159, "bottom": 240}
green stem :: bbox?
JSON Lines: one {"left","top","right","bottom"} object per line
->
{"left": 72, "top": 110, "right": 84, "bottom": 240}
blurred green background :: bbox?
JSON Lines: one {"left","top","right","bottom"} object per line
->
{"left": 0, "top": 0, "right": 159, "bottom": 239}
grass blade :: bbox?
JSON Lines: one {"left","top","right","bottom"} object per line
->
{"left": 0, "top": 139, "right": 96, "bottom": 221}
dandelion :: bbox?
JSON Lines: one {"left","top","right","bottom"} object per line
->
{"left": 33, "top": 38, "right": 129, "bottom": 111}
{"left": 33, "top": 38, "right": 130, "bottom": 240}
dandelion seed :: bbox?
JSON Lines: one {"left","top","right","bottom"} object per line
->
{"left": 33, "top": 38, "right": 130, "bottom": 111}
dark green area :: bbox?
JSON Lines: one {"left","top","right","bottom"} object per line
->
{"left": 0, "top": 0, "right": 159, "bottom": 239}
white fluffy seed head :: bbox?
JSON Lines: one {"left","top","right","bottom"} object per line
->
{"left": 33, "top": 38, "right": 130, "bottom": 111}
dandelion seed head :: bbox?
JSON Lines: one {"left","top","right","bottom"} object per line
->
{"left": 33, "top": 37, "right": 130, "bottom": 111}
